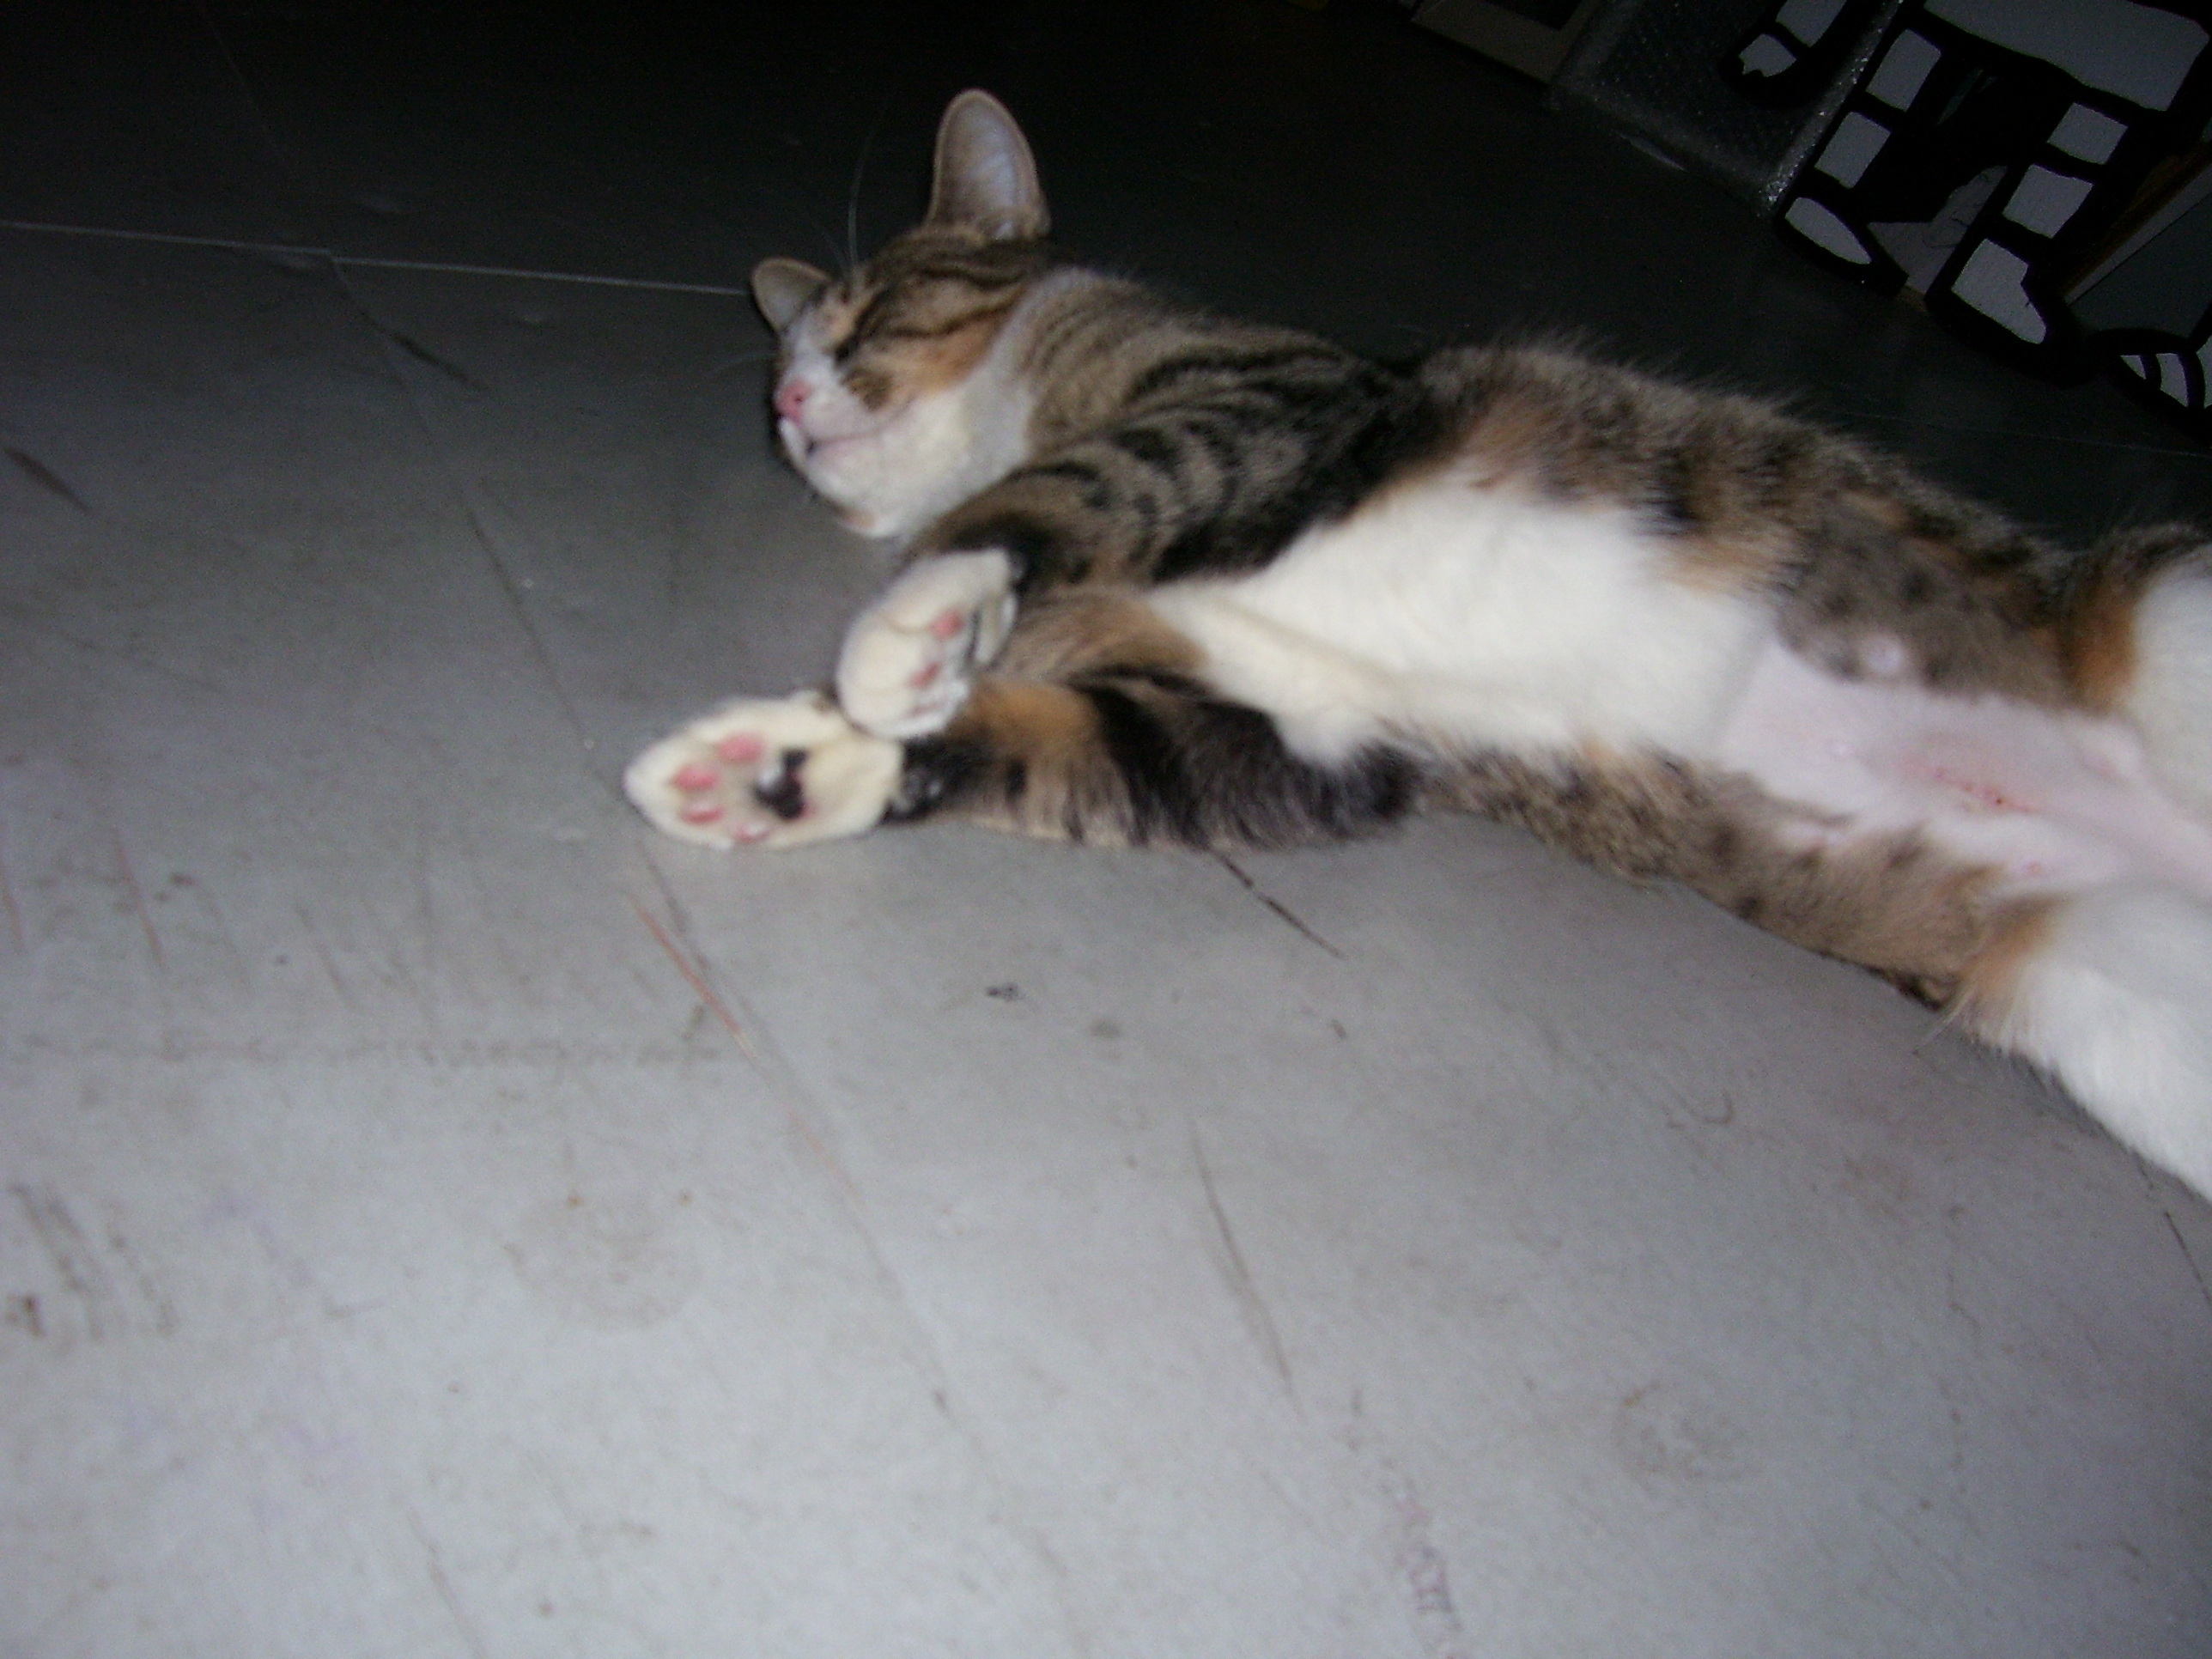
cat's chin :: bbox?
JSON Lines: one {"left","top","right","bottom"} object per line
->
{"left": 835, "top": 503, "right": 902, "bottom": 537}
{"left": 785, "top": 414, "right": 904, "bottom": 505}
{"left": 797, "top": 456, "right": 902, "bottom": 538}
{"left": 781, "top": 416, "right": 884, "bottom": 475}
{"left": 806, "top": 468, "right": 909, "bottom": 540}
{"left": 787, "top": 404, "right": 963, "bottom": 539}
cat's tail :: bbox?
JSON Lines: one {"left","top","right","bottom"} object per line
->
{"left": 2069, "top": 527, "right": 2212, "bottom": 815}
{"left": 1961, "top": 884, "right": 2212, "bottom": 1200}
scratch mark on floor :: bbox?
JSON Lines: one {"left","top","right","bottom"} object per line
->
{"left": 0, "top": 604, "right": 228, "bottom": 694}
{"left": 406, "top": 810, "right": 441, "bottom": 996}
{"left": 5, "top": 446, "right": 91, "bottom": 513}
{"left": 629, "top": 897, "right": 759, "bottom": 1062}
{"left": 0, "top": 1031, "right": 786, "bottom": 1066}
{"left": 1941, "top": 1206, "right": 1984, "bottom": 1351}
{"left": 207, "top": 1184, "right": 318, "bottom": 1293}
{"left": 330, "top": 259, "right": 599, "bottom": 778}
{"left": 1212, "top": 852, "right": 1343, "bottom": 958}
{"left": 0, "top": 821, "right": 23, "bottom": 951}
{"left": 295, "top": 902, "right": 358, "bottom": 1013}
{"left": 110, "top": 829, "right": 163, "bottom": 969}
{"left": 1936, "top": 1376, "right": 1969, "bottom": 1496}
{"left": 404, "top": 1506, "right": 492, "bottom": 1659}
{"left": 103, "top": 1224, "right": 178, "bottom": 1336}
{"left": 12, "top": 1183, "right": 116, "bottom": 1341}
{"left": 2162, "top": 1209, "right": 2212, "bottom": 1317}
{"left": 378, "top": 327, "right": 480, "bottom": 390}
{"left": 23, "top": 1571, "right": 123, "bottom": 1650}
{"left": 174, "top": 872, "right": 255, "bottom": 988}
{"left": 444, "top": 814, "right": 539, "bottom": 1006}
{"left": 1189, "top": 1125, "right": 1296, "bottom": 1403}
{"left": 1377, "top": 1463, "right": 1475, "bottom": 1659}
{"left": 632, "top": 855, "right": 1096, "bottom": 1657}
{"left": 634, "top": 866, "right": 884, "bottom": 1238}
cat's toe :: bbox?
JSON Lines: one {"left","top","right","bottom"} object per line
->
{"left": 624, "top": 693, "right": 902, "bottom": 849}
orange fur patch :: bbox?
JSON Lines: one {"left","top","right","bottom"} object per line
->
{"left": 948, "top": 678, "right": 1112, "bottom": 842}
{"left": 999, "top": 591, "right": 1201, "bottom": 682}
{"left": 1669, "top": 530, "right": 1791, "bottom": 592}
{"left": 1457, "top": 393, "right": 1553, "bottom": 489}
{"left": 1950, "top": 899, "right": 2058, "bottom": 1033}
{"left": 902, "top": 310, "right": 1018, "bottom": 395}
{"left": 2062, "top": 573, "right": 2141, "bottom": 712}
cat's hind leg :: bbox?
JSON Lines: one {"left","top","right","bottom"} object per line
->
{"left": 624, "top": 692, "right": 901, "bottom": 849}
{"left": 836, "top": 550, "right": 1018, "bottom": 738}
{"left": 891, "top": 672, "right": 1423, "bottom": 848}
{"left": 876, "top": 587, "right": 1424, "bottom": 846}
{"left": 628, "top": 590, "right": 1422, "bottom": 853}
{"left": 1961, "top": 884, "right": 2212, "bottom": 1200}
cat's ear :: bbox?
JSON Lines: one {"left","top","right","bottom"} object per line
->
{"left": 927, "top": 90, "right": 1048, "bottom": 241}
{"left": 753, "top": 257, "right": 830, "bottom": 332}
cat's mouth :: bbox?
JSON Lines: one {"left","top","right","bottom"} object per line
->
{"left": 799, "top": 428, "right": 870, "bottom": 463}
{"left": 786, "top": 408, "right": 902, "bottom": 467}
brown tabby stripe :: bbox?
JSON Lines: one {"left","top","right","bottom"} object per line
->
{"left": 1423, "top": 748, "right": 2031, "bottom": 991}
{"left": 912, "top": 319, "right": 1452, "bottom": 588}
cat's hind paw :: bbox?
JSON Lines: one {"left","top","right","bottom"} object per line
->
{"left": 624, "top": 692, "right": 901, "bottom": 849}
{"left": 836, "top": 550, "right": 1017, "bottom": 738}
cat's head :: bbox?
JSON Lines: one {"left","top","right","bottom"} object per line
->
{"left": 754, "top": 90, "right": 1056, "bottom": 538}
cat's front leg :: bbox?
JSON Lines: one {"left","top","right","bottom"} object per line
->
{"left": 836, "top": 549, "right": 1018, "bottom": 738}
{"left": 624, "top": 691, "right": 901, "bottom": 849}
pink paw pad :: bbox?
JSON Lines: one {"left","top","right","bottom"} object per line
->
{"left": 678, "top": 799, "right": 725, "bottom": 825}
{"left": 672, "top": 762, "right": 718, "bottom": 793}
{"left": 715, "top": 732, "right": 766, "bottom": 764}
{"left": 928, "top": 608, "right": 966, "bottom": 641}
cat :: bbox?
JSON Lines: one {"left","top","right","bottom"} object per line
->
{"left": 628, "top": 90, "right": 2212, "bottom": 1203}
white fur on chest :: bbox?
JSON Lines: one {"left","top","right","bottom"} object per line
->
{"left": 1145, "top": 476, "right": 1769, "bottom": 763}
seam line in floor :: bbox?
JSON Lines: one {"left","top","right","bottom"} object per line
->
{"left": 0, "top": 219, "right": 753, "bottom": 296}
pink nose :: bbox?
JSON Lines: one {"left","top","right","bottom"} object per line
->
{"left": 774, "top": 380, "right": 809, "bottom": 422}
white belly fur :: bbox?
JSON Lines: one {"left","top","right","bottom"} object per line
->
{"left": 1146, "top": 470, "right": 2212, "bottom": 904}
{"left": 1146, "top": 477, "right": 1770, "bottom": 763}
{"left": 1716, "top": 644, "right": 2212, "bottom": 901}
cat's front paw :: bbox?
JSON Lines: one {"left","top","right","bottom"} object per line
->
{"left": 624, "top": 692, "right": 901, "bottom": 849}
{"left": 836, "top": 550, "right": 1017, "bottom": 738}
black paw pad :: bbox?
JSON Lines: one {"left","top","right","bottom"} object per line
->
{"left": 755, "top": 749, "right": 809, "bottom": 820}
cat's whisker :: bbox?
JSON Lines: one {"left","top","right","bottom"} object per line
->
{"left": 706, "top": 349, "right": 780, "bottom": 379}
{"left": 800, "top": 213, "right": 847, "bottom": 277}
{"left": 845, "top": 97, "right": 890, "bottom": 274}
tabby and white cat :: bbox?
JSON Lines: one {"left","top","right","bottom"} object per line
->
{"left": 629, "top": 92, "right": 2212, "bottom": 1201}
